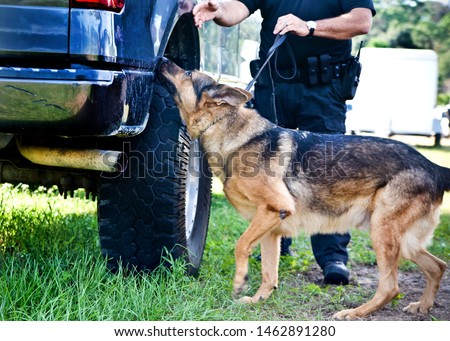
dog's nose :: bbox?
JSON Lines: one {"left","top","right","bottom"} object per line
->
{"left": 157, "top": 57, "right": 170, "bottom": 72}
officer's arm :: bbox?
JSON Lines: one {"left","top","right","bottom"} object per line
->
{"left": 274, "top": 8, "right": 373, "bottom": 40}
{"left": 315, "top": 8, "right": 373, "bottom": 39}
{"left": 193, "top": 0, "right": 250, "bottom": 28}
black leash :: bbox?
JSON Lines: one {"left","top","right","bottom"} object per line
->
{"left": 245, "top": 34, "right": 287, "bottom": 91}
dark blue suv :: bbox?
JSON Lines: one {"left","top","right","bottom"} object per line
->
{"left": 0, "top": 0, "right": 212, "bottom": 274}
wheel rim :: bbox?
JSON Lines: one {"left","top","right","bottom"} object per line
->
{"left": 185, "top": 139, "right": 201, "bottom": 240}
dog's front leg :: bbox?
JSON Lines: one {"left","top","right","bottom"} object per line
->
{"left": 233, "top": 207, "right": 284, "bottom": 302}
{"left": 240, "top": 232, "right": 282, "bottom": 304}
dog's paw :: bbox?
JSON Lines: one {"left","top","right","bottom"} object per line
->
{"left": 237, "top": 296, "right": 254, "bottom": 304}
{"left": 232, "top": 275, "right": 249, "bottom": 299}
{"left": 232, "top": 283, "right": 248, "bottom": 299}
{"left": 403, "top": 302, "right": 431, "bottom": 314}
{"left": 333, "top": 309, "right": 359, "bottom": 320}
{"left": 237, "top": 295, "right": 264, "bottom": 304}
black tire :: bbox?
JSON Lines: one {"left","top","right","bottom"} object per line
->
{"left": 97, "top": 83, "right": 212, "bottom": 275}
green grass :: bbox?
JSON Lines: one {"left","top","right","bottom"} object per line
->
{"left": 0, "top": 139, "right": 449, "bottom": 321}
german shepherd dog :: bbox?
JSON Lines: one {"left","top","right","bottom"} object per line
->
{"left": 158, "top": 59, "right": 448, "bottom": 319}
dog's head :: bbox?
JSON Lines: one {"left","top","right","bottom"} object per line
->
{"left": 158, "top": 58, "right": 252, "bottom": 138}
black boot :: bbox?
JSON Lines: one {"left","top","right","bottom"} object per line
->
{"left": 280, "top": 237, "right": 292, "bottom": 256}
{"left": 323, "top": 261, "right": 349, "bottom": 285}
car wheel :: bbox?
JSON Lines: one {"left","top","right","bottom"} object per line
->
{"left": 97, "top": 83, "right": 212, "bottom": 275}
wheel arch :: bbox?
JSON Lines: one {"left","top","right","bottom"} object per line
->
{"left": 164, "top": 13, "right": 200, "bottom": 70}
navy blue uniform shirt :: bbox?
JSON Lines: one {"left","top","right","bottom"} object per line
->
{"left": 238, "top": 0, "right": 376, "bottom": 66}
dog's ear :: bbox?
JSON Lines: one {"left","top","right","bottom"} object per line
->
{"left": 206, "top": 85, "right": 253, "bottom": 107}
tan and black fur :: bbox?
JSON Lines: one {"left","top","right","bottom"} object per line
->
{"left": 158, "top": 59, "right": 448, "bottom": 320}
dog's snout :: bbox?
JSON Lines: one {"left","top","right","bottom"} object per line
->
{"left": 156, "top": 58, "right": 175, "bottom": 86}
{"left": 158, "top": 57, "right": 171, "bottom": 73}
{"left": 156, "top": 58, "right": 180, "bottom": 95}
{"left": 157, "top": 58, "right": 184, "bottom": 75}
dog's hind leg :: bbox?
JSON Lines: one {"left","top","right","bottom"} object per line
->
{"left": 334, "top": 206, "right": 403, "bottom": 320}
{"left": 334, "top": 189, "right": 444, "bottom": 320}
{"left": 400, "top": 206, "right": 447, "bottom": 314}
{"left": 403, "top": 249, "right": 446, "bottom": 314}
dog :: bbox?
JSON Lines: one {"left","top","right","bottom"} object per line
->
{"left": 158, "top": 58, "right": 448, "bottom": 320}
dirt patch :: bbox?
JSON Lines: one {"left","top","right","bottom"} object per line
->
{"left": 302, "top": 263, "right": 450, "bottom": 321}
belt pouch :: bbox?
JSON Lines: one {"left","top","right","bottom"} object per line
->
{"left": 320, "top": 54, "right": 331, "bottom": 83}
{"left": 250, "top": 59, "right": 270, "bottom": 87}
{"left": 307, "top": 56, "right": 319, "bottom": 85}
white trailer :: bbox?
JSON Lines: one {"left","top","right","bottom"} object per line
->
{"left": 346, "top": 47, "right": 447, "bottom": 142}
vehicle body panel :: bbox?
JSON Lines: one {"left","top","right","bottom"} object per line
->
{"left": 0, "top": 2, "right": 69, "bottom": 59}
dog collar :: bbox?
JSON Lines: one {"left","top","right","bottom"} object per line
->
{"left": 198, "top": 112, "right": 228, "bottom": 137}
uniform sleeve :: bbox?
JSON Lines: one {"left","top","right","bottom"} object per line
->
{"left": 238, "top": 0, "right": 261, "bottom": 15}
{"left": 341, "top": 0, "right": 376, "bottom": 16}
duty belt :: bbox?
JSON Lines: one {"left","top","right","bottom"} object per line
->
{"left": 273, "top": 59, "right": 349, "bottom": 85}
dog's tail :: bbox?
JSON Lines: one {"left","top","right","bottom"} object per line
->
{"left": 439, "top": 165, "right": 450, "bottom": 192}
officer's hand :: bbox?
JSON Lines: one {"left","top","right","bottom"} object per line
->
{"left": 274, "top": 14, "right": 309, "bottom": 37}
{"left": 193, "top": 0, "right": 221, "bottom": 28}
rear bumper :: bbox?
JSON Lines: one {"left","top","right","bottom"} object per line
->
{"left": 0, "top": 66, "right": 153, "bottom": 137}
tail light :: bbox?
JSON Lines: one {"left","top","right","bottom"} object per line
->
{"left": 70, "top": 0, "right": 125, "bottom": 13}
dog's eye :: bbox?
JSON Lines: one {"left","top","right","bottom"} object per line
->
{"left": 185, "top": 71, "right": 192, "bottom": 77}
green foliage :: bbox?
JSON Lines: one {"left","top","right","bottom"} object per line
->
{"left": 438, "top": 93, "right": 450, "bottom": 105}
